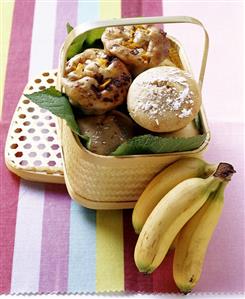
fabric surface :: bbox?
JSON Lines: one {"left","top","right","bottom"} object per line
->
{"left": 0, "top": 0, "right": 244, "bottom": 295}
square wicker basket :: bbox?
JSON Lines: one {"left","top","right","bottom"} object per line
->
{"left": 56, "top": 16, "right": 210, "bottom": 209}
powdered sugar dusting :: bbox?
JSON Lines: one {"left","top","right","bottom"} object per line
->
{"left": 179, "top": 108, "right": 192, "bottom": 118}
{"left": 133, "top": 67, "right": 196, "bottom": 120}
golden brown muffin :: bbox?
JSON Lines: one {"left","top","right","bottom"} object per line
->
{"left": 101, "top": 25, "right": 169, "bottom": 76}
{"left": 62, "top": 48, "right": 131, "bottom": 115}
{"left": 127, "top": 66, "right": 201, "bottom": 132}
{"left": 158, "top": 121, "right": 200, "bottom": 138}
{"left": 77, "top": 111, "right": 134, "bottom": 155}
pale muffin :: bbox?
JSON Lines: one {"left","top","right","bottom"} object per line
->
{"left": 127, "top": 66, "right": 201, "bottom": 132}
{"left": 158, "top": 121, "right": 200, "bottom": 138}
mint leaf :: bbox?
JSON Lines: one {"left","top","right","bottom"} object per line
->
{"left": 66, "top": 22, "right": 73, "bottom": 34}
{"left": 66, "top": 24, "right": 104, "bottom": 60}
{"left": 67, "top": 33, "right": 88, "bottom": 60}
{"left": 86, "top": 28, "right": 104, "bottom": 45}
{"left": 66, "top": 22, "right": 87, "bottom": 59}
{"left": 112, "top": 134, "right": 207, "bottom": 156}
{"left": 24, "top": 87, "right": 81, "bottom": 137}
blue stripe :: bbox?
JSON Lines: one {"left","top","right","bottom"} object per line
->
{"left": 67, "top": 2, "right": 99, "bottom": 293}
{"left": 68, "top": 201, "right": 96, "bottom": 292}
{"left": 77, "top": 1, "right": 100, "bottom": 23}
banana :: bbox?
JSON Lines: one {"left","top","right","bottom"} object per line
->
{"left": 173, "top": 164, "right": 235, "bottom": 294}
{"left": 134, "top": 176, "right": 220, "bottom": 273}
{"left": 134, "top": 163, "right": 235, "bottom": 274}
{"left": 132, "top": 158, "right": 216, "bottom": 234}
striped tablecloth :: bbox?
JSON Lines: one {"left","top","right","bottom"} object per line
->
{"left": 0, "top": 0, "right": 244, "bottom": 295}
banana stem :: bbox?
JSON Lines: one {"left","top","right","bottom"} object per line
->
{"left": 213, "top": 163, "right": 236, "bottom": 181}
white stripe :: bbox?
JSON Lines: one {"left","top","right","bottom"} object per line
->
{"left": 10, "top": 0, "right": 57, "bottom": 293}
{"left": 10, "top": 180, "right": 45, "bottom": 293}
{"left": 28, "top": 0, "right": 57, "bottom": 79}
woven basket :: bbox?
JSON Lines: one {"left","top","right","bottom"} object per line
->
{"left": 57, "top": 16, "right": 210, "bottom": 209}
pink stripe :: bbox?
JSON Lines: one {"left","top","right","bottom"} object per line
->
{"left": 2, "top": 0, "right": 35, "bottom": 122}
{"left": 0, "top": 123, "right": 20, "bottom": 294}
{"left": 123, "top": 210, "right": 153, "bottom": 292}
{"left": 0, "top": 0, "right": 35, "bottom": 293}
{"left": 52, "top": 0, "right": 78, "bottom": 68}
{"left": 121, "top": 0, "right": 141, "bottom": 17}
{"left": 122, "top": 0, "right": 162, "bottom": 17}
{"left": 38, "top": 185, "right": 71, "bottom": 293}
{"left": 152, "top": 251, "right": 179, "bottom": 293}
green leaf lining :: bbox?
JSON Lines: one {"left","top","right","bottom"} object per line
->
{"left": 112, "top": 134, "right": 207, "bottom": 156}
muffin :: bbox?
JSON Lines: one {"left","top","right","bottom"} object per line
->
{"left": 158, "top": 121, "right": 200, "bottom": 138}
{"left": 101, "top": 25, "right": 169, "bottom": 76}
{"left": 77, "top": 110, "right": 134, "bottom": 155}
{"left": 127, "top": 66, "right": 201, "bottom": 132}
{"left": 62, "top": 48, "right": 131, "bottom": 115}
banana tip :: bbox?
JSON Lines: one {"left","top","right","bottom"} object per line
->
{"left": 214, "top": 163, "right": 236, "bottom": 181}
{"left": 134, "top": 227, "right": 141, "bottom": 235}
{"left": 137, "top": 264, "right": 154, "bottom": 274}
{"left": 179, "top": 286, "right": 192, "bottom": 295}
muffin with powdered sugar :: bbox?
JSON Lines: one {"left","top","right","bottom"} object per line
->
{"left": 127, "top": 66, "right": 201, "bottom": 132}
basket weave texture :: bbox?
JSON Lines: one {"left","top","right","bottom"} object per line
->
{"left": 61, "top": 117, "right": 202, "bottom": 206}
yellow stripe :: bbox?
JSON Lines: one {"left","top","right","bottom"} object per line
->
{"left": 0, "top": 0, "right": 15, "bottom": 118}
{"left": 96, "top": 1, "right": 123, "bottom": 292}
{"left": 96, "top": 210, "right": 124, "bottom": 292}
{"left": 100, "top": 0, "right": 121, "bottom": 19}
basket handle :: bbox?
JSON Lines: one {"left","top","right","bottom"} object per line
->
{"left": 57, "top": 16, "right": 209, "bottom": 91}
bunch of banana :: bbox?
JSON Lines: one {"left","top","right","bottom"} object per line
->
{"left": 132, "top": 157, "right": 217, "bottom": 234}
{"left": 133, "top": 159, "right": 235, "bottom": 293}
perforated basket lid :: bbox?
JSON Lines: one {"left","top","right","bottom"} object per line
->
{"left": 5, "top": 70, "right": 65, "bottom": 184}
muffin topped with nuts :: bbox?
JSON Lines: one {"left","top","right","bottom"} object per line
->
{"left": 101, "top": 25, "right": 170, "bottom": 76}
{"left": 62, "top": 48, "right": 131, "bottom": 115}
